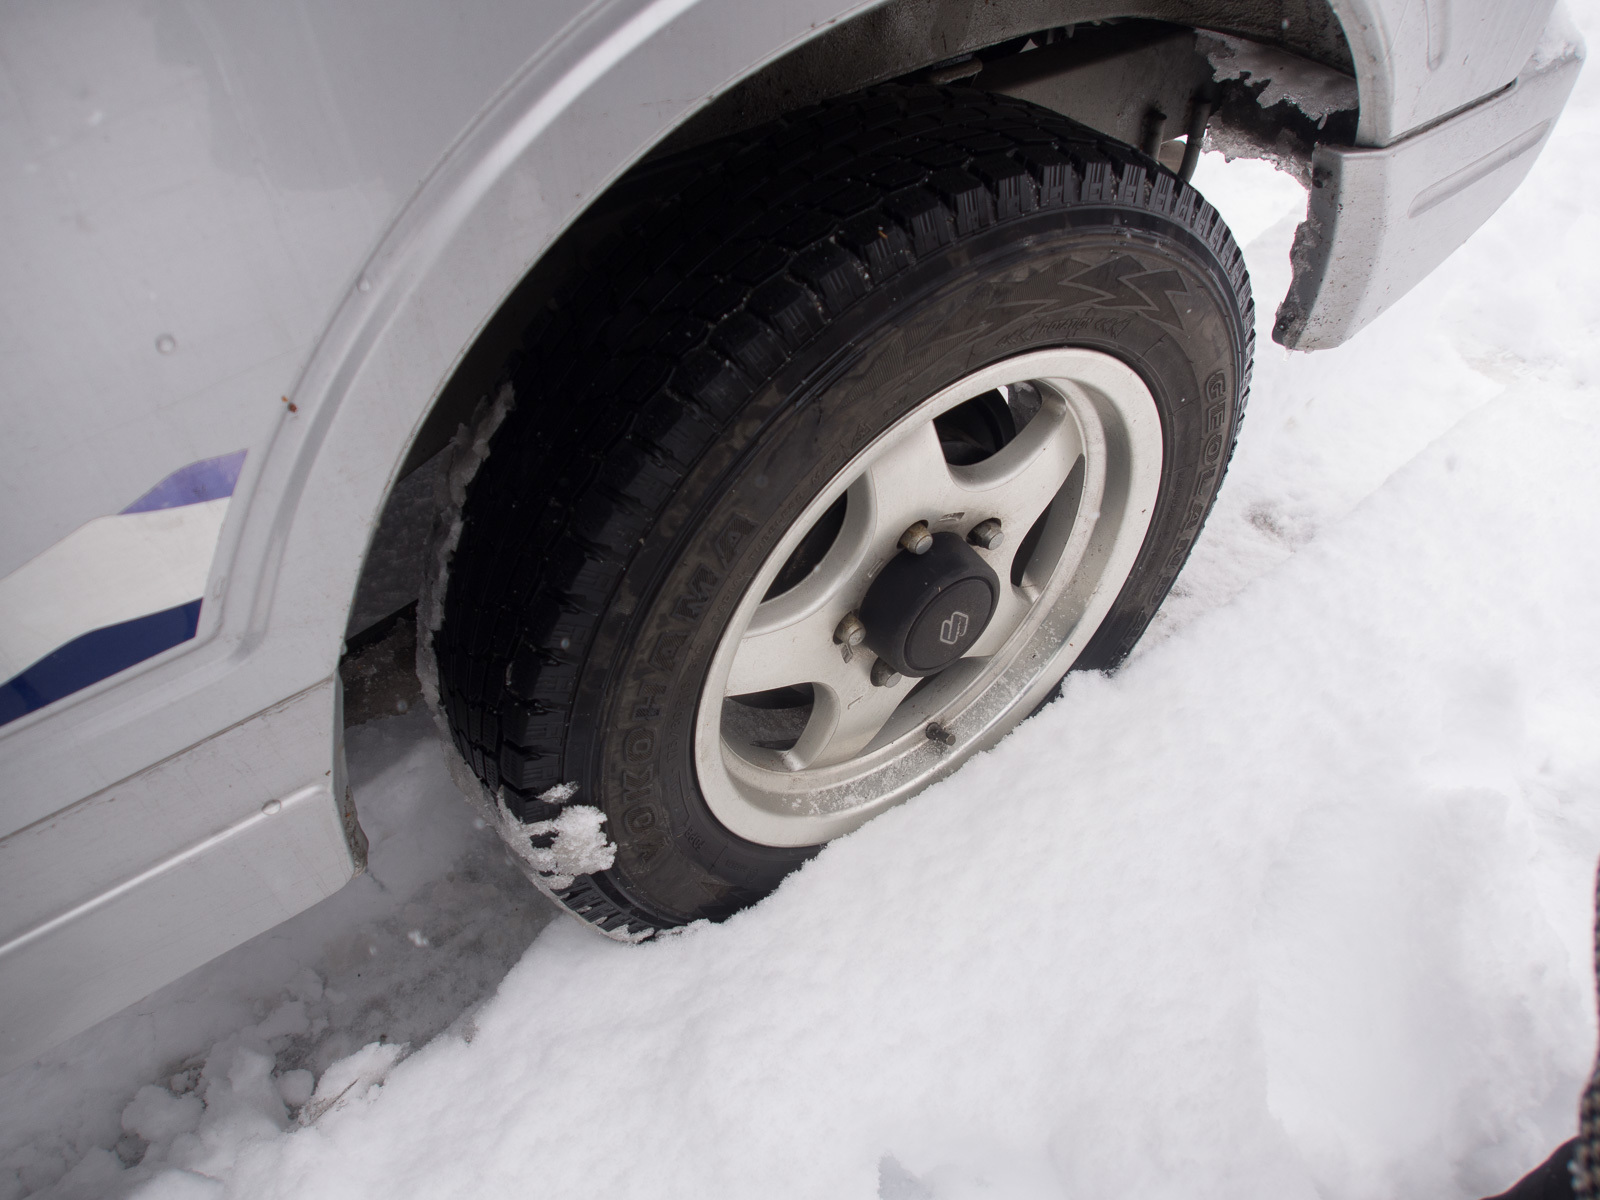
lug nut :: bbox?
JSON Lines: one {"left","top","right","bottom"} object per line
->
{"left": 834, "top": 612, "right": 866, "bottom": 647}
{"left": 968, "top": 518, "right": 1004, "bottom": 550}
{"left": 898, "top": 521, "right": 934, "bottom": 555}
{"left": 870, "top": 658, "right": 902, "bottom": 688}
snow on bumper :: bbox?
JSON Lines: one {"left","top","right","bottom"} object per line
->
{"left": 1275, "top": 5, "right": 1585, "bottom": 351}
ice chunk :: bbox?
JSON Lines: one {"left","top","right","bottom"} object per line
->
{"left": 1199, "top": 32, "right": 1358, "bottom": 124}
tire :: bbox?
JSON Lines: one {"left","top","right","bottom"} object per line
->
{"left": 434, "top": 85, "right": 1254, "bottom": 936}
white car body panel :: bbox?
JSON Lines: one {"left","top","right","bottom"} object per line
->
{"left": 0, "top": 680, "right": 349, "bottom": 1070}
{"left": 0, "top": 0, "right": 1582, "bottom": 1072}
{"left": 1342, "top": 0, "right": 1555, "bottom": 146}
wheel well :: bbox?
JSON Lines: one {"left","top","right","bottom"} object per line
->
{"left": 660, "top": 0, "right": 1353, "bottom": 155}
{"left": 345, "top": 0, "right": 1355, "bottom": 648}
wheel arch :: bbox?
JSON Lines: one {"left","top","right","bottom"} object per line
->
{"left": 307, "top": 0, "right": 1369, "bottom": 667}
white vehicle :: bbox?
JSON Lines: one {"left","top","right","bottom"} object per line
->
{"left": 0, "top": 0, "right": 1582, "bottom": 1073}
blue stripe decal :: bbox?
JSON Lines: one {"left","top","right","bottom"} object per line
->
{"left": 120, "top": 450, "right": 246, "bottom": 514}
{"left": 0, "top": 599, "right": 203, "bottom": 727}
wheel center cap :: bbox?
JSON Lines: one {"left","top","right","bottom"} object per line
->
{"left": 859, "top": 532, "right": 999, "bottom": 677}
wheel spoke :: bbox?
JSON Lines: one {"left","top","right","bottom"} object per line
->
{"left": 861, "top": 419, "right": 965, "bottom": 550}
{"left": 949, "top": 394, "right": 1084, "bottom": 548}
{"left": 725, "top": 479, "right": 883, "bottom": 696}
{"left": 730, "top": 600, "right": 914, "bottom": 770}
{"left": 725, "top": 600, "right": 851, "bottom": 696}
{"left": 789, "top": 666, "right": 914, "bottom": 769}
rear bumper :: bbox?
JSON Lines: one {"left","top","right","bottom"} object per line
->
{"left": 1274, "top": 4, "right": 1584, "bottom": 350}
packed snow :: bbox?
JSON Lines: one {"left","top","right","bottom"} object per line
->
{"left": 0, "top": 715, "right": 557, "bottom": 1198}
{"left": 7, "top": 12, "right": 1600, "bottom": 1196}
{"left": 497, "top": 799, "right": 617, "bottom": 891}
{"left": 1199, "top": 33, "right": 1359, "bottom": 125}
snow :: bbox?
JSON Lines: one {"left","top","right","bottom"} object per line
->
{"left": 0, "top": 715, "right": 556, "bottom": 1198}
{"left": 1199, "top": 32, "right": 1359, "bottom": 125}
{"left": 413, "top": 382, "right": 514, "bottom": 722}
{"left": 297, "top": 1044, "right": 406, "bottom": 1125}
{"left": 502, "top": 802, "right": 617, "bottom": 890}
{"left": 7, "top": 12, "right": 1600, "bottom": 1196}
{"left": 119, "top": 1091, "right": 201, "bottom": 1146}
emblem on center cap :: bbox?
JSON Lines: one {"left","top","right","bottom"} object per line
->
{"left": 939, "top": 611, "right": 970, "bottom": 645}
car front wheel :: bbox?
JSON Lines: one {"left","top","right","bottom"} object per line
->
{"left": 433, "top": 86, "right": 1254, "bottom": 936}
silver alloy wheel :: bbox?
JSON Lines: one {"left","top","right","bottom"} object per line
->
{"left": 693, "top": 348, "right": 1164, "bottom": 847}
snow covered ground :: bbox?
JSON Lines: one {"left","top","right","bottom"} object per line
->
{"left": 8, "top": 15, "right": 1600, "bottom": 1197}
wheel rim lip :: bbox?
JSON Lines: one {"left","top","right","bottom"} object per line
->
{"left": 692, "top": 347, "right": 1164, "bottom": 848}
